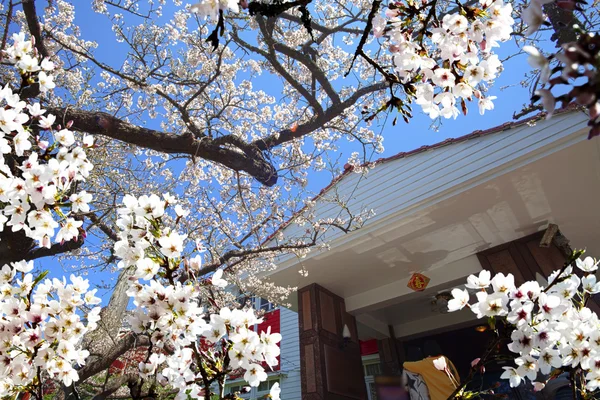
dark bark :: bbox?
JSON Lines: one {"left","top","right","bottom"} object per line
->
{"left": 46, "top": 81, "right": 384, "bottom": 187}
{"left": 0, "top": 230, "right": 35, "bottom": 264}
{"left": 47, "top": 107, "right": 279, "bottom": 186}
{"left": 62, "top": 333, "right": 150, "bottom": 400}
{"left": 24, "top": 235, "right": 85, "bottom": 260}
{"left": 80, "top": 333, "right": 150, "bottom": 384}
{"left": 0, "top": 229, "right": 85, "bottom": 264}
{"left": 87, "top": 213, "right": 119, "bottom": 242}
{"left": 22, "top": 0, "right": 49, "bottom": 59}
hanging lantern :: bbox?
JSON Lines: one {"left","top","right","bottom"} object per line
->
{"left": 407, "top": 272, "right": 430, "bottom": 292}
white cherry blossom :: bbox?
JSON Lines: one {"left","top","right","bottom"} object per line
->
{"left": 451, "top": 252, "right": 600, "bottom": 392}
{"left": 577, "top": 257, "right": 599, "bottom": 273}
{"left": 448, "top": 288, "right": 470, "bottom": 312}
{"left": 466, "top": 270, "right": 492, "bottom": 289}
{"left": 212, "top": 269, "right": 228, "bottom": 288}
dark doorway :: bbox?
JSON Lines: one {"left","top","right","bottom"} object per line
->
{"left": 402, "top": 323, "right": 538, "bottom": 399}
{"left": 403, "top": 323, "right": 493, "bottom": 379}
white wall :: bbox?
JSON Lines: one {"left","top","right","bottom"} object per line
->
{"left": 279, "top": 306, "right": 302, "bottom": 400}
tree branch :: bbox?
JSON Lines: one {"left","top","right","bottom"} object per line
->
{"left": 252, "top": 81, "right": 388, "bottom": 150}
{"left": 78, "top": 333, "right": 150, "bottom": 383}
{"left": 544, "top": 2, "right": 582, "bottom": 46}
{"left": 278, "top": 12, "right": 364, "bottom": 35}
{"left": 22, "top": 0, "right": 49, "bottom": 59}
{"left": 248, "top": 0, "right": 312, "bottom": 17}
{"left": 86, "top": 212, "right": 119, "bottom": 242}
{"left": 0, "top": 0, "right": 14, "bottom": 61}
{"left": 345, "top": 0, "right": 383, "bottom": 77}
{"left": 47, "top": 107, "right": 278, "bottom": 186}
{"left": 271, "top": 41, "right": 341, "bottom": 104}
{"left": 198, "top": 237, "right": 319, "bottom": 276}
{"left": 197, "top": 219, "right": 353, "bottom": 275}
{"left": 254, "top": 18, "right": 324, "bottom": 115}
{"left": 23, "top": 235, "right": 85, "bottom": 261}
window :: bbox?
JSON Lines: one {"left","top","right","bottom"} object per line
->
{"left": 237, "top": 293, "right": 252, "bottom": 308}
{"left": 257, "top": 297, "right": 276, "bottom": 312}
{"left": 225, "top": 384, "right": 242, "bottom": 394}
{"left": 362, "top": 355, "right": 381, "bottom": 400}
{"left": 225, "top": 383, "right": 249, "bottom": 398}
{"left": 362, "top": 355, "right": 382, "bottom": 377}
{"left": 256, "top": 378, "right": 279, "bottom": 394}
{"left": 367, "top": 381, "right": 378, "bottom": 400}
{"left": 365, "top": 362, "right": 382, "bottom": 377}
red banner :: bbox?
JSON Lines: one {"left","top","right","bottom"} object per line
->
{"left": 360, "top": 339, "right": 379, "bottom": 356}
{"left": 407, "top": 272, "right": 430, "bottom": 292}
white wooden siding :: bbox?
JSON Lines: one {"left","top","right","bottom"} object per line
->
{"left": 270, "top": 111, "right": 589, "bottom": 265}
{"left": 279, "top": 306, "right": 302, "bottom": 400}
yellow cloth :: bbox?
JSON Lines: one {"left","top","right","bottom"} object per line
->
{"left": 403, "top": 356, "right": 459, "bottom": 400}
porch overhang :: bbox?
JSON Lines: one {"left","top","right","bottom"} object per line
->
{"left": 266, "top": 109, "right": 600, "bottom": 338}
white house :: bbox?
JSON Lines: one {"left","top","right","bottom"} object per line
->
{"left": 260, "top": 108, "right": 600, "bottom": 400}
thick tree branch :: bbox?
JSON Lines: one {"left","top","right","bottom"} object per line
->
{"left": 544, "top": 2, "right": 582, "bottom": 46}
{"left": 0, "top": 227, "right": 84, "bottom": 264}
{"left": 22, "top": 0, "right": 49, "bottom": 59}
{"left": 23, "top": 235, "right": 85, "bottom": 261}
{"left": 47, "top": 107, "right": 278, "bottom": 186}
{"left": 79, "top": 333, "right": 150, "bottom": 383}
{"left": 248, "top": 0, "right": 312, "bottom": 17}
{"left": 87, "top": 213, "right": 119, "bottom": 242}
{"left": 63, "top": 268, "right": 142, "bottom": 400}
{"left": 0, "top": 0, "right": 14, "bottom": 60}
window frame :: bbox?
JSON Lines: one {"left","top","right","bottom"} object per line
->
{"left": 257, "top": 297, "right": 277, "bottom": 313}
{"left": 255, "top": 377, "right": 280, "bottom": 396}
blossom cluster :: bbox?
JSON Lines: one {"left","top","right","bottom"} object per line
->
{"left": 114, "top": 195, "right": 282, "bottom": 399}
{"left": 2, "top": 29, "right": 286, "bottom": 398}
{"left": 189, "top": 0, "right": 240, "bottom": 21}
{"left": 0, "top": 260, "right": 101, "bottom": 395}
{"left": 0, "top": 33, "right": 94, "bottom": 249}
{"left": 377, "top": 0, "right": 513, "bottom": 118}
{"left": 449, "top": 255, "right": 600, "bottom": 392}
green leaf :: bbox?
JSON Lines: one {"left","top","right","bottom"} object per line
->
{"left": 488, "top": 316, "right": 496, "bottom": 330}
{"left": 32, "top": 270, "right": 49, "bottom": 289}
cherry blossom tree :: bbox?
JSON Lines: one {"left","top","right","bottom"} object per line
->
{"left": 448, "top": 252, "right": 600, "bottom": 399}
{"left": 0, "top": 0, "right": 596, "bottom": 399}
{"left": 0, "top": 37, "right": 285, "bottom": 399}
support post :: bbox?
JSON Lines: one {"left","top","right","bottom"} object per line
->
{"left": 298, "top": 284, "right": 367, "bottom": 400}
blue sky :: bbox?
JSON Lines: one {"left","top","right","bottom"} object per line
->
{"left": 71, "top": 1, "right": 538, "bottom": 159}
{"left": 37, "top": 2, "right": 543, "bottom": 300}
